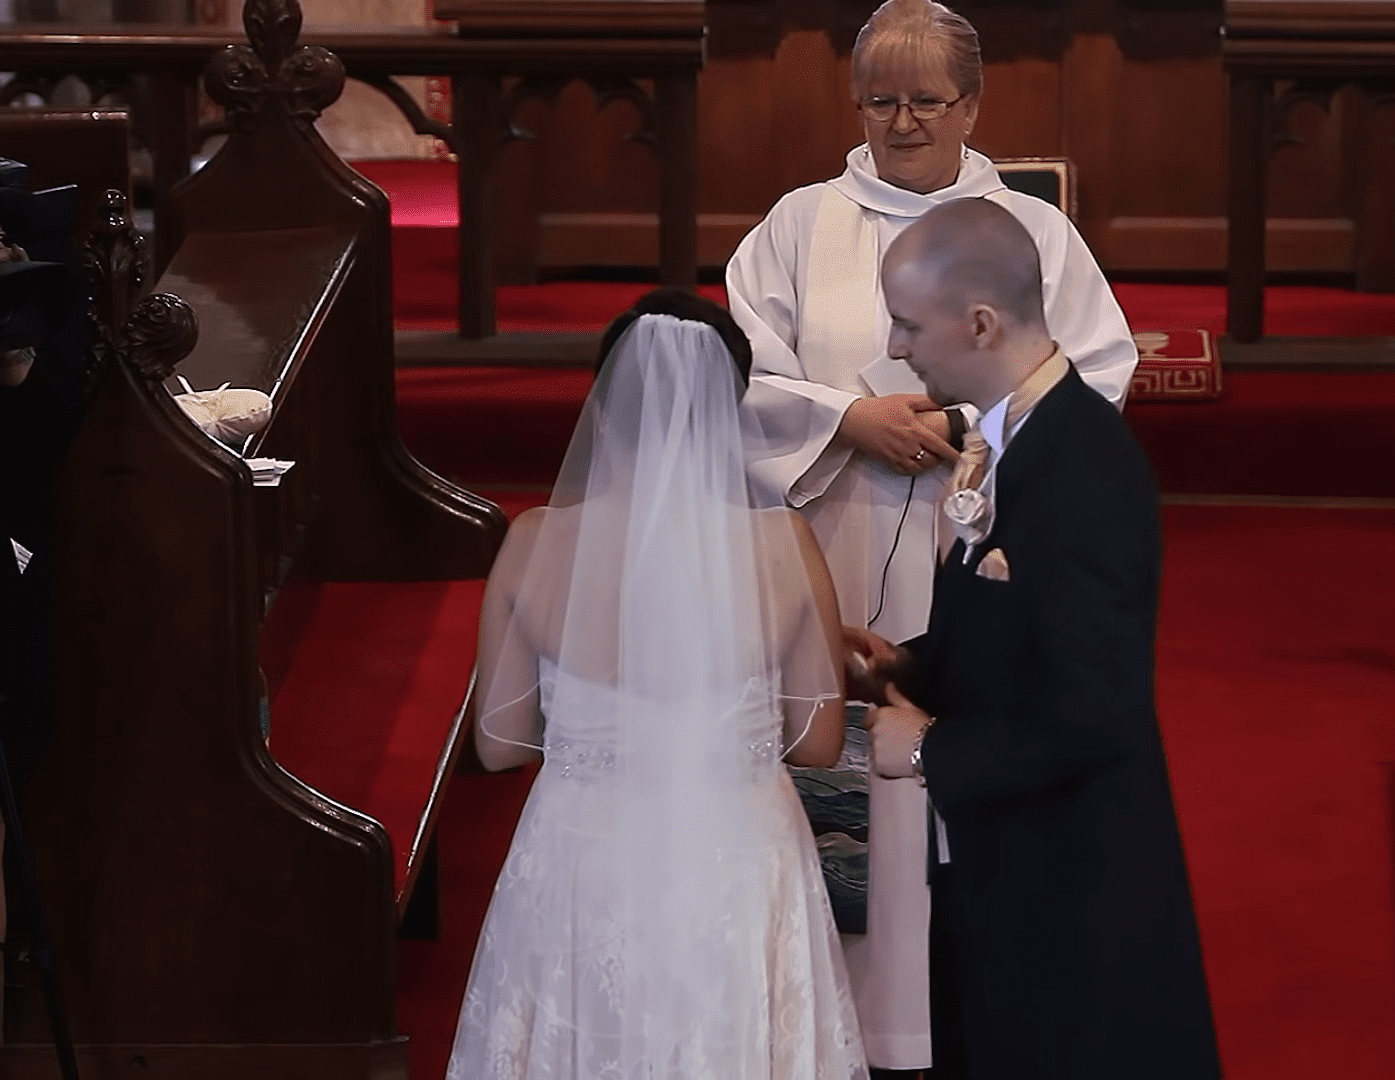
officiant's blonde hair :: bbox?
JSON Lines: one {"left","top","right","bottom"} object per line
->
{"left": 851, "top": 1, "right": 983, "bottom": 102}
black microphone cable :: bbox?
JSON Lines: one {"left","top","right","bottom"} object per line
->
{"left": 868, "top": 473, "right": 915, "bottom": 629}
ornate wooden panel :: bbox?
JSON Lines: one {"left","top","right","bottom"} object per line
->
{"left": 487, "top": 0, "right": 1379, "bottom": 280}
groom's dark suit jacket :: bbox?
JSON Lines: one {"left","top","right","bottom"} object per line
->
{"left": 903, "top": 365, "right": 1220, "bottom": 1080}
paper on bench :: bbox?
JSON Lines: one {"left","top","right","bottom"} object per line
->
{"left": 173, "top": 376, "right": 272, "bottom": 445}
{"left": 11, "top": 538, "right": 32, "bottom": 573}
{"left": 246, "top": 458, "right": 296, "bottom": 487}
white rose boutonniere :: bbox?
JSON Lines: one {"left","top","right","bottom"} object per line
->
{"left": 944, "top": 486, "right": 993, "bottom": 547}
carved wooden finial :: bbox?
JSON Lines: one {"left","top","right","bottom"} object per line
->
{"left": 122, "top": 294, "right": 200, "bottom": 383}
{"left": 84, "top": 189, "right": 198, "bottom": 383}
{"left": 205, "top": 0, "right": 347, "bottom": 131}
{"left": 85, "top": 187, "right": 150, "bottom": 335}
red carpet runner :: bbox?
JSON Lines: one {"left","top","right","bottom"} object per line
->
{"left": 305, "top": 160, "right": 1395, "bottom": 1078}
{"left": 383, "top": 326, "right": 1395, "bottom": 1078}
{"left": 375, "top": 493, "right": 1395, "bottom": 1079}
{"left": 267, "top": 580, "right": 484, "bottom": 896}
{"left": 395, "top": 364, "right": 1395, "bottom": 500}
{"left": 1156, "top": 505, "right": 1395, "bottom": 1080}
{"left": 355, "top": 158, "right": 1395, "bottom": 339}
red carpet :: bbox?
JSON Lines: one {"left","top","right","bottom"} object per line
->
{"left": 354, "top": 158, "right": 1395, "bottom": 339}
{"left": 373, "top": 502, "right": 1395, "bottom": 1080}
{"left": 393, "top": 366, "right": 593, "bottom": 487}
{"left": 362, "top": 154, "right": 1395, "bottom": 497}
{"left": 392, "top": 270, "right": 1395, "bottom": 341}
{"left": 1113, "top": 281, "right": 1395, "bottom": 338}
{"left": 261, "top": 446, "right": 1395, "bottom": 1080}
{"left": 1157, "top": 505, "right": 1395, "bottom": 1079}
{"left": 278, "top": 160, "right": 1395, "bottom": 1078}
{"left": 394, "top": 365, "right": 1395, "bottom": 499}
{"left": 267, "top": 579, "right": 484, "bottom": 896}
{"left": 256, "top": 504, "right": 1395, "bottom": 1080}
{"left": 1127, "top": 370, "right": 1395, "bottom": 498}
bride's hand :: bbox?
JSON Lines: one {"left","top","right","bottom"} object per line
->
{"left": 843, "top": 625, "right": 897, "bottom": 666}
{"left": 843, "top": 626, "right": 911, "bottom": 704}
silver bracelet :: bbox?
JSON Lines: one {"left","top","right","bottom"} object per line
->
{"left": 908, "top": 717, "right": 934, "bottom": 786}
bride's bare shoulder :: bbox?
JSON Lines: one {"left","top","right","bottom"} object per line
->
{"left": 509, "top": 504, "right": 548, "bottom": 534}
{"left": 488, "top": 506, "right": 550, "bottom": 585}
{"left": 502, "top": 505, "right": 548, "bottom": 548}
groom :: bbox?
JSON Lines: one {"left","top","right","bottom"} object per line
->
{"left": 863, "top": 199, "right": 1221, "bottom": 1080}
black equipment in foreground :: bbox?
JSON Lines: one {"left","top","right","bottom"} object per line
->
{"left": 0, "top": 696, "right": 81, "bottom": 1080}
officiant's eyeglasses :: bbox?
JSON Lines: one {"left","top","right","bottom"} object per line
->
{"left": 860, "top": 94, "right": 964, "bottom": 122}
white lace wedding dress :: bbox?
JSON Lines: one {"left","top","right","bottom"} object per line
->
{"left": 446, "top": 659, "right": 869, "bottom": 1080}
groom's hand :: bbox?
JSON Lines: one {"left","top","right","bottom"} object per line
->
{"left": 844, "top": 626, "right": 913, "bottom": 706}
{"left": 843, "top": 625, "right": 899, "bottom": 672}
{"left": 866, "top": 682, "right": 932, "bottom": 779}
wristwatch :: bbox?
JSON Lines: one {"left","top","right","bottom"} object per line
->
{"left": 908, "top": 717, "right": 934, "bottom": 786}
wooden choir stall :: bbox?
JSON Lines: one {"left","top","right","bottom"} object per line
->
{"left": 1225, "top": 0, "right": 1395, "bottom": 349}
{"left": 0, "top": 1, "right": 505, "bottom": 1075}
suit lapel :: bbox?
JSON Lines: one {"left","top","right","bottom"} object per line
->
{"left": 924, "top": 371, "right": 1093, "bottom": 671}
{"left": 927, "top": 537, "right": 971, "bottom": 658}
{"left": 927, "top": 369, "right": 1087, "bottom": 646}
{"left": 992, "top": 363, "right": 1087, "bottom": 514}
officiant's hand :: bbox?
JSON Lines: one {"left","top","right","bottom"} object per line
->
{"left": 866, "top": 683, "right": 932, "bottom": 779}
{"left": 836, "top": 394, "right": 959, "bottom": 475}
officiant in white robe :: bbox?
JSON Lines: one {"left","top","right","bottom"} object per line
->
{"left": 726, "top": 2, "right": 1137, "bottom": 1073}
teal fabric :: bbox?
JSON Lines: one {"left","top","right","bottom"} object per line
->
{"left": 787, "top": 704, "right": 870, "bottom": 934}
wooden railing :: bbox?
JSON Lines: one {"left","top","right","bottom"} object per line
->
{"left": 1225, "top": 0, "right": 1395, "bottom": 345}
{"left": 0, "top": 1, "right": 706, "bottom": 354}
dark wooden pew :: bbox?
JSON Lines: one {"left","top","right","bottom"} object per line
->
{"left": 0, "top": 2, "right": 505, "bottom": 1074}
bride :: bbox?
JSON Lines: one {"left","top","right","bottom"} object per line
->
{"left": 447, "top": 290, "right": 869, "bottom": 1079}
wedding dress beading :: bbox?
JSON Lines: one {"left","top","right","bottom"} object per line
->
{"left": 449, "top": 662, "right": 866, "bottom": 1080}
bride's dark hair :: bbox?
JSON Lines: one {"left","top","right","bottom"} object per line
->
{"left": 596, "top": 288, "right": 753, "bottom": 391}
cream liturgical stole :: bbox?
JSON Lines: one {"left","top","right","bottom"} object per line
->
{"left": 796, "top": 187, "right": 943, "bottom": 645}
{"left": 800, "top": 187, "right": 884, "bottom": 393}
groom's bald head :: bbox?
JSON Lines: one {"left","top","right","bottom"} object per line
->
{"left": 885, "top": 198, "right": 1047, "bottom": 331}
{"left": 882, "top": 198, "right": 1056, "bottom": 409}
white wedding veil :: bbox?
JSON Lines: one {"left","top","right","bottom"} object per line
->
{"left": 469, "top": 303, "right": 845, "bottom": 1074}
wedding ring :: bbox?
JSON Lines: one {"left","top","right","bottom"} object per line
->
{"left": 913, "top": 449, "right": 928, "bottom": 463}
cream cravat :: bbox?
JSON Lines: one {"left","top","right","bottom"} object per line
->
{"left": 948, "top": 429, "right": 990, "bottom": 497}
{"left": 938, "top": 349, "right": 1070, "bottom": 561}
